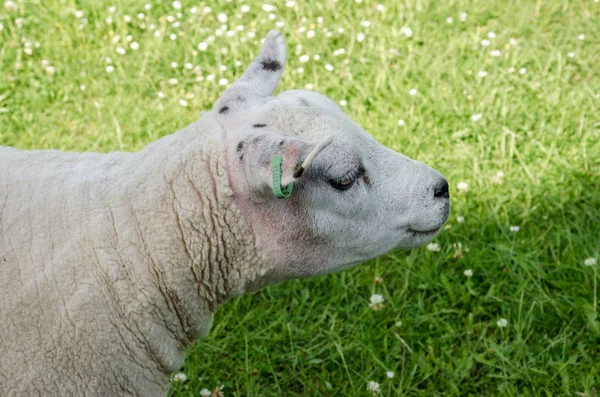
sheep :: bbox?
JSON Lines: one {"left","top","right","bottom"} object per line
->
{"left": 0, "top": 31, "right": 450, "bottom": 396}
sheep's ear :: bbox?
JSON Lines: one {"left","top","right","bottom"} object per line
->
{"left": 233, "top": 129, "right": 332, "bottom": 198}
{"left": 213, "top": 30, "right": 286, "bottom": 116}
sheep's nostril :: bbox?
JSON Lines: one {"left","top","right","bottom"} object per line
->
{"left": 434, "top": 179, "right": 450, "bottom": 199}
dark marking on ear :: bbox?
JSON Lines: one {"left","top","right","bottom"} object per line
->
{"left": 298, "top": 97, "right": 310, "bottom": 107}
{"left": 278, "top": 140, "right": 285, "bottom": 148}
{"left": 236, "top": 141, "right": 245, "bottom": 154}
{"left": 253, "top": 124, "right": 267, "bottom": 128}
{"left": 261, "top": 59, "right": 282, "bottom": 71}
{"left": 363, "top": 174, "right": 371, "bottom": 185}
{"left": 293, "top": 165, "right": 305, "bottom": 178}
{"left": 219, "top": 105, "right": 229, "bottom": 114}
{"left": 236, "top": 95, "right": 245, "bottom": 102}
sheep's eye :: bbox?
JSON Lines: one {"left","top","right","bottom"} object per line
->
{"left": 328, "top": 166, "right": 364, "bottom": 192}
{"left": 329, "top": 177, "right": 356, "bottom": 191}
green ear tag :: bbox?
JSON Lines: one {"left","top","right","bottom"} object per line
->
{"left": 271, "top": 155, "right": 293, "bottom": 199}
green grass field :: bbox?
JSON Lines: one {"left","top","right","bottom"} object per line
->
{"left": 1, "top": 0, "right": 599, "bottom": 395}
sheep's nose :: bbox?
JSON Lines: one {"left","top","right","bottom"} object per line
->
{"left": 433, "top": 179, "right": 450, "bottom": 199}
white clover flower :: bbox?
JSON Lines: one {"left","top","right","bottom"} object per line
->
{"left": 368, "top": 381, "right": 381, "bottom": 393}
{"left": 184, "top": 63, "right": 193, "bottom": 69}
{"left": 170, "top": 61, "right": 178, "bottom": 68}
{"left": 206, "top": 74, "right": 215, "bottom": 81}
{"left": 317, "top": 16, "right": 324, "bottom": 24}
{"left": 519, "top": 67, "right": 527, "bottom": 75}
{"left": 490, "top": 49, "right": 501, "bottom": 57}
{"left": 157, "top": 91, "right": 166, "bottom": 99}
{"left": 137, "top": 13, "right": 145, "bottom": 19}
{"left": 338, "top": 27, "right": 345, "bottom": 33}
{"left": 198, "top": 42, "right": 208, "bottom": 51}
{"left": 15, "top": 17, "right": 24, "bottom": 28}
{"left": 313, "top": 54, "right": 320, "bottom": 60}
{"left": 481, "top": 39, "right": 490, "bottom": 47}
{"left": 361, "top": 20, "right": 371, "bottom": 28}
{"left": 80, "top": 84, "right": 86, "bottom": 91}
{"left": 368, "top": 294, "right": 384, "bottom": 310}
{"left": 497, "top": 318, "right": 508, "bottom": 328}
{"left": 130, "top": 42, "right": 139, "bottom": 50}
{"left": 236, "top": 25, "right": 245, "bottom": 31}
{"left": 376, "top": 4, "right": 385, "bottom": 11}
{"left": 464, "top": 269, "right": 473, "bottom": 277}
{"left": 426, "top": 243, "right": 440, "bottom": 252}
{"left": 200, "top": 390, "right": 212, "bottom": 397}
{"left": 395, "top": 320, "right": 402, "bottom": 327}
{"left": 124, "top": 15, "right": 131, "bottom": 22}
{"left": 203, "top": 6, "right": 212, "bottom": 13}
{"left": 0, "top": 22, "right": 4, "bottom": 31}
{"left": 262, "top": 4, "right": 276, "bottom": 12}
{"left": 386, "top": 371, "right": 394, "bottom": 378}
{"left": 409, "top": 88, "right": 418, "bottom": 96}
{"left": 507, "top": 67, "right": 515, "bottom": 73}
{"left": 488, "top": 31, "right": 496, "bottom": 39}
{"left": 446, "top": 16, "right": 453, "bottom": 24}
{"left": 24, "top": 47, "right": 32, "bottom": 55}
{"left": 154, "top": 30, "right": 161, "bottom": 38}
{"left": 108, "top": 6, "right": 116, "bottom": 13}
{"left": 168, "top": 78, "right": 178, "bottom": 85}
{"left": 457, "top": 216, "right": 465, "bottom": 223}
{"left": 457, "top": 181, "right": 469, "bottom": 192}
{"left": 4, "top": 1, "right": 18, "bottom": 11}
{"left": 509, "top": 225, "right": 520, "bottom": 232}
{"left": 217, "top": 13, "right": 227, "bottom": 23}
{"left": 339, "top": 100, "right": 347, "bottom": 106}
{"left": 478, "top": 70, "right": 488, "bottom": 78}
{"left": 247, "top": 31, "right": 256, "bottom": 38}
{"left": 298, "top": 26, "right": 306, "bottom": 33}
{"left": 276, "top": 21, "right": 285, "bottom": 28}
{"left": 299, "top": 54, "right": 310, "bottom": 63}
{"left": 578, "top": 34, "right": 585, "bottom": 41}
{"left": 296, "top": 67, "right": 304, "bottom": 74}
{"left": 325, "top": 64, "right": 334, "bottom": 71}
{"left": 397, "top": 119, "right": 405, "bottom": 126}
{"left": 356, "top": 32, "right": 365, "bottom": 42}
{"left": 172, "top": 1, "right": 181, "bottom": 10}
{"left": 45, "top": 65, "right": 56, "bottom": 75}
{"left": 226, "top": 30, "right": 235, "bottom": 37}
{"left": 74, "top": 10, "right": 84, "bottom": 18}
{"left": 584, "top": 258, "right": 597, "bottom": 266}
{"left": 470, "top": 113, "right": 482, "bottom": 122}
{"left": 458, "top": 12, "right": 467, "bottom": 22}
{"left": 305, "top": 83, "right": 314, "bottom": 90}
{"left": 285, "top": 1, "right": 295, "bottom": 7}
{"left": 169, "top": 33, "right": 177, "bottom": 40}
{"left": 219, "top": 78, "right": 228, "bottom": 86}
{"left": 106, "top": 65, "right": 114, "bottom": 73}
{"left": 400, "top": 26, "right": 413, "bottom": 37}
{"left": 567, "top": 52, "right": 575, "bottom": 58}
{"left": 144, "top": 3, "right": 151, "bottom": 10}
{"left": 172, "top": 372, "right": 187, "bottom": 382}
{"left": 307, "top": 30, "right": 315, "bottom": 39}
{"left": 178, "top": 99, "right": 188, "bottom": 107}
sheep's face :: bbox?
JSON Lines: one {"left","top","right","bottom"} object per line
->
{"left": 214, "top": 32, "right": 449, "bottom": 286}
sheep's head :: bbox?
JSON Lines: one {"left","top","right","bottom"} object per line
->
{"left": 214, "top": 31, "right": 450, "bottom": 287}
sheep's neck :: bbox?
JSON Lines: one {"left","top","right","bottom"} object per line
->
{"left": 104, "top": 119, "right": 261, "bottom": 375}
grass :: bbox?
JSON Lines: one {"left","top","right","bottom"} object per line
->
{"left": 1, "top": 0, "right": 599, "bottom": 395}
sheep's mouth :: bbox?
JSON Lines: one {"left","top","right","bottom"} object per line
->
{"left": 407, "top": 227, "right": 441, "bottom": 237}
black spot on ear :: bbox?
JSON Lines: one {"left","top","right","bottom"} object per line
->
{"left": 278, "top": 140, "right": 285, "bottom": 148}
{"left": 298, "top": 97, "right": 310, "bottom": 107}
{"left": 261, "top": 59, "right": 282, "bottom": 71}
{"left": 236, "top": 141, "right": 245, "bottom": 154}
{"left": 219, "top": 106, "right": 229, "bottom": 114}
{"left": 293, "top": 165, "right": 305, "bottom": 178}
{"left": 253, "top": 124, "right": 267, "bottom": 128}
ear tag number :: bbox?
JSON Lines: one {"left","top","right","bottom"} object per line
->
{"left": 271, "top": 155, "right": 293, "bottom": 199}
